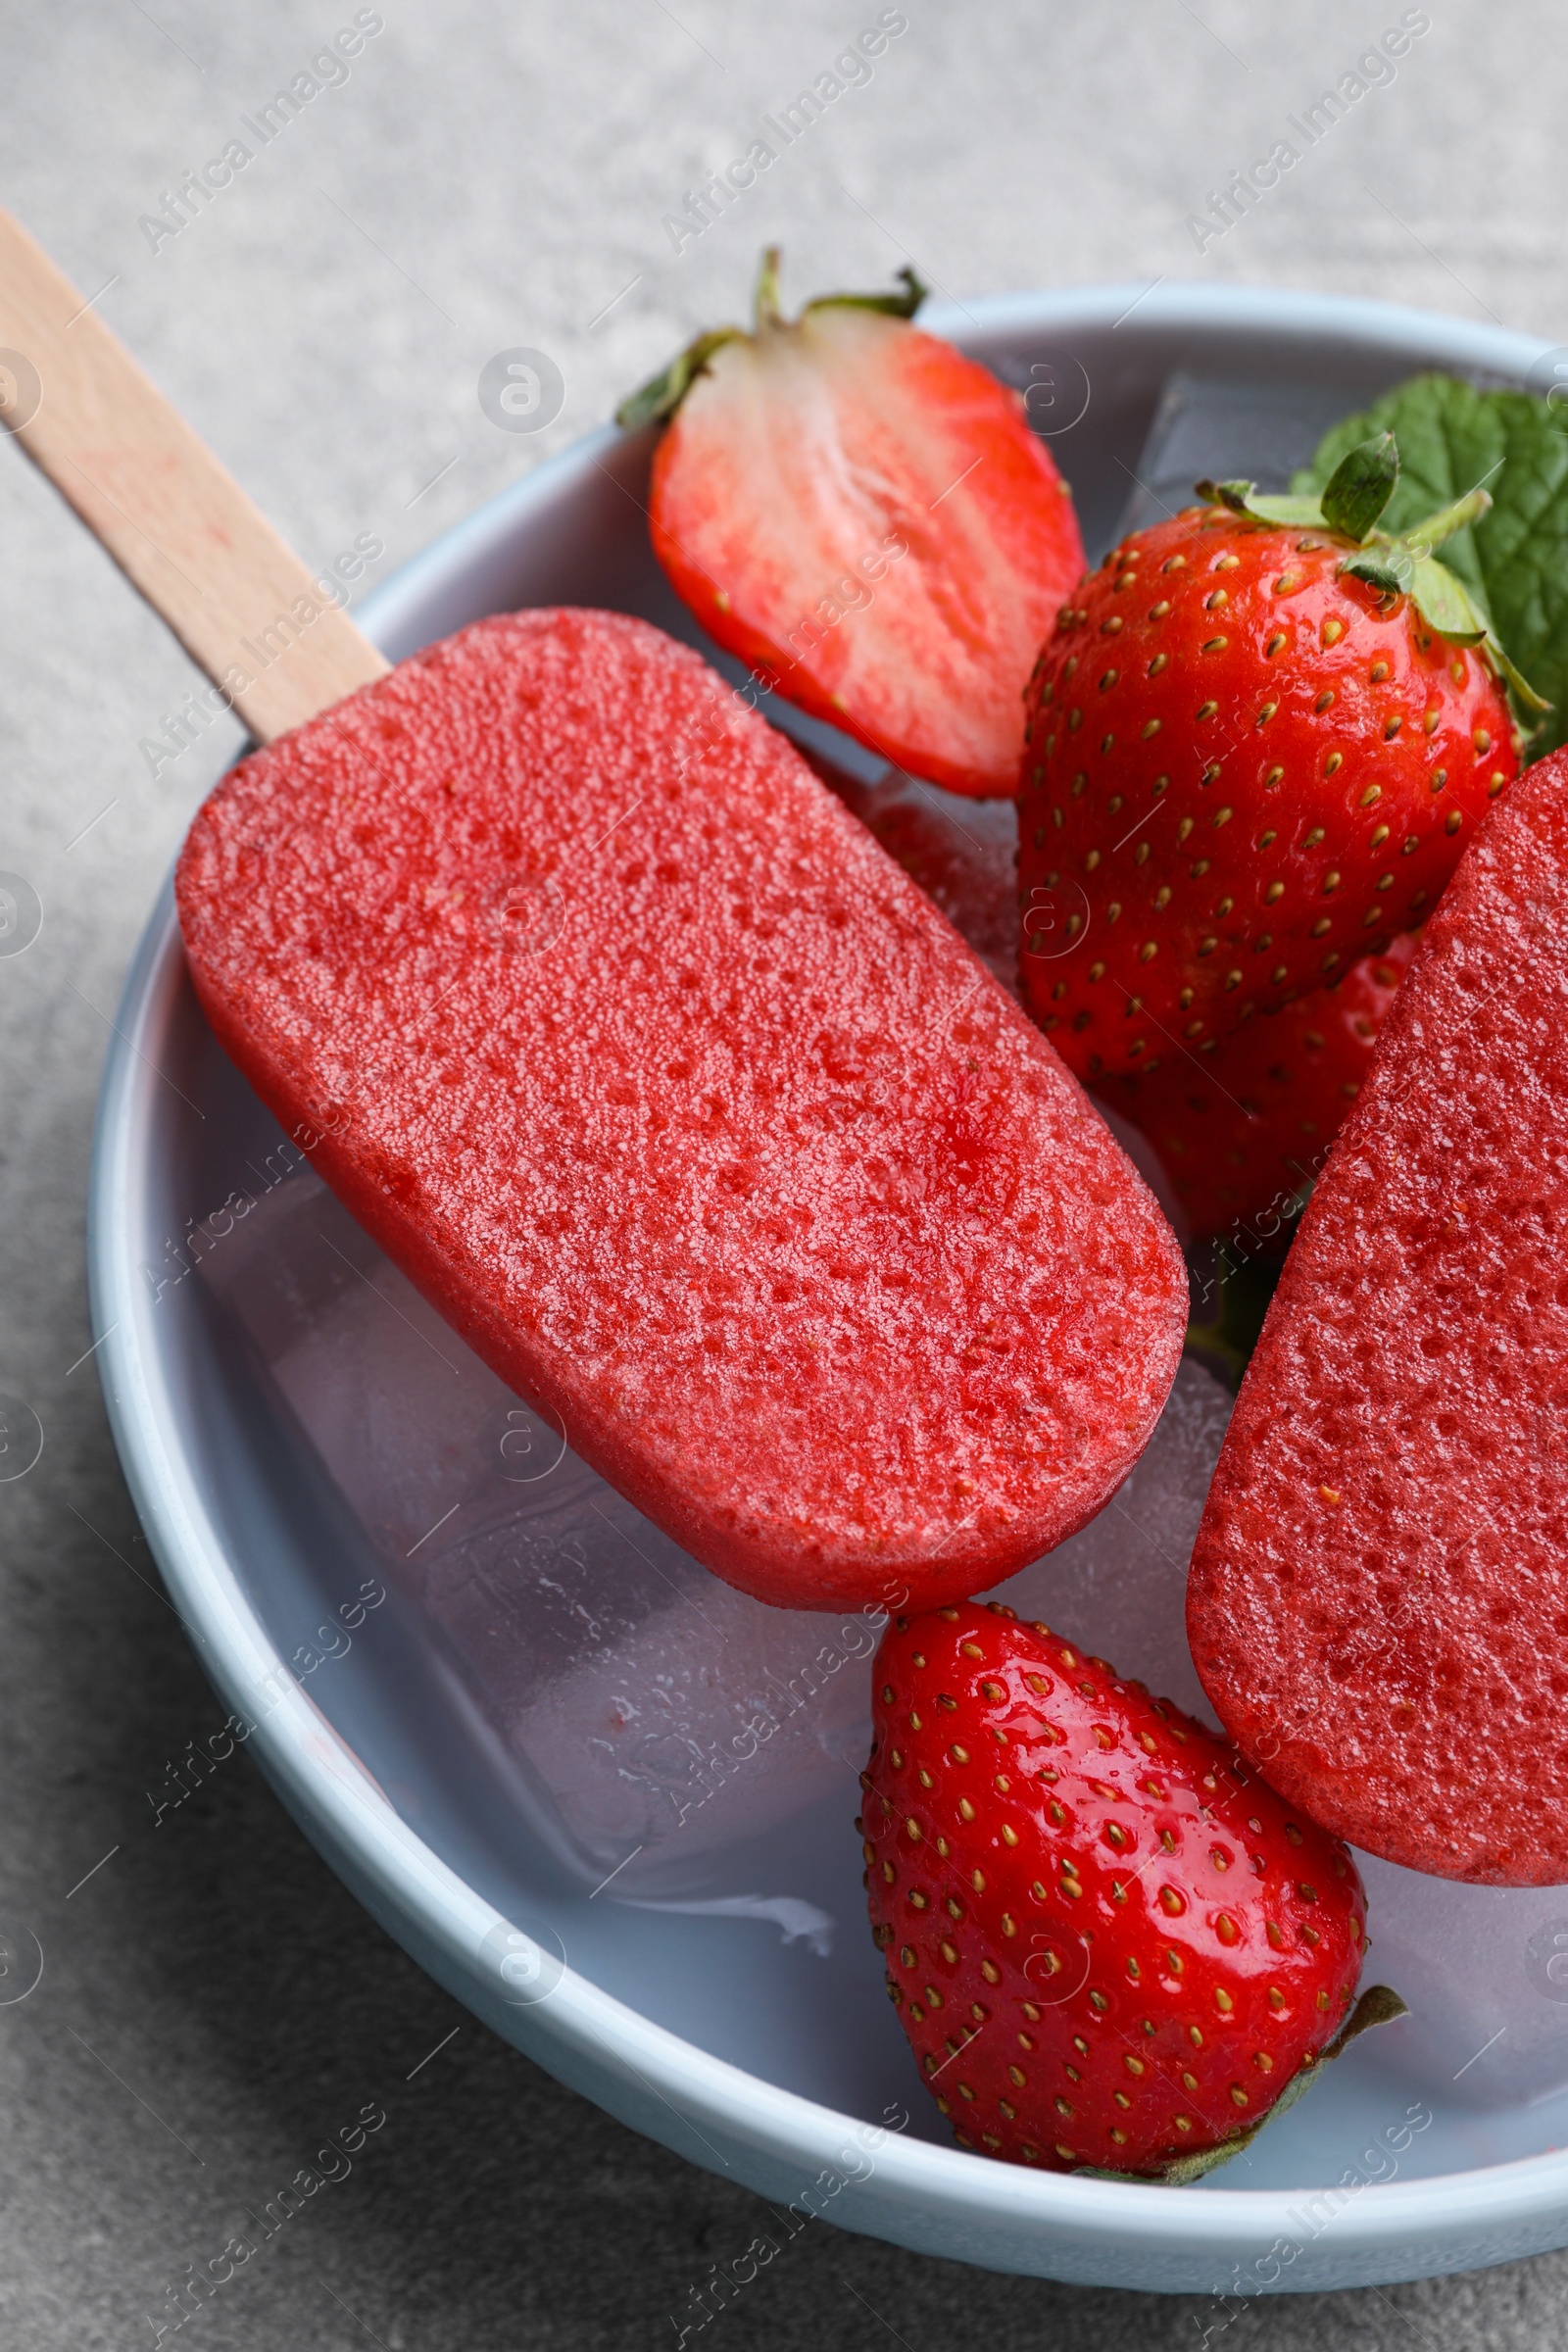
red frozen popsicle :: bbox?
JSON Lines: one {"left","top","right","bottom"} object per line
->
{"left": 177, "top": 607, "right": 1188, "bottom": 1609}
{"left": 1188, "top": 748, "right": 1568, "bottom": 1882}
{"left": 0, "top": 208, "right": 1186, "bottom": 1614}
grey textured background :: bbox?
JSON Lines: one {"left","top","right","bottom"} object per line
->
{"left": 3, "top": 2, "right": 1566, "bottom": 2344}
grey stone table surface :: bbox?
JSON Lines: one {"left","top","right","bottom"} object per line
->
{"left": 1, "top": 2, "right": 1564, "bottom": 2344}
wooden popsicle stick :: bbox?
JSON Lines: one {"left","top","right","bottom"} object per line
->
{"left": 0, "top": 207, "right": 390, "bottom": 744}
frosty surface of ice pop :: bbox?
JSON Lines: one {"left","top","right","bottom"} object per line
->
{"left": 176, "top": 608, "right": 1186, "bottom": 1610}
{"left": 1189, "top": 747, "right": 1568, "bottom": 1883}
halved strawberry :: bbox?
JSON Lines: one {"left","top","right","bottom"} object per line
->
{"left": 1106, "top": 935, "right": 1417, "bottom": 1245}
{"left": 862, "top": 1600, "right": 1401, "bottom": 2180}
{"left": 621, "top": 250, "right": 1085, "bottom": 798}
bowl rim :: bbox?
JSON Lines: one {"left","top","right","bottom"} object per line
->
{"left": 87, "top": 276, "right": 1568, "bottom": 2282}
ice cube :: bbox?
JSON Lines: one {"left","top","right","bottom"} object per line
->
{"left": 1112, "top": 370, "right": 1361, "bottom": 542}
{"left": 206, "top": 1177, "right": 1236, "bottom": 1887}
{"left": 1345, "top": 1861, "right": 1568, "bottom": 2110}
{"left": 202, "top": 1172, "right": 885, "bottom": 1884}
{"left": 210, "top": 1165, "right": 1568, "bottom": 2103}
{"left": 508, "top": 1565, "right": 877, "bottom": 1870}
{"left": 985, "top": 1354, "right": 1234, "bottom": 1722}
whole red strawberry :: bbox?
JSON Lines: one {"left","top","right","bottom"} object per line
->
{"left": 1106, "top": 933, "right": 1417, "bottom": 1245}
{"left": 862, "top": 1600, "right": 1393, "bottom": 2180}
{"left": 622, "top": 249, "right": 1085, "bottom": 798}
{"left": 1018, "top": 439, "right": 1525, "bottom": 1082}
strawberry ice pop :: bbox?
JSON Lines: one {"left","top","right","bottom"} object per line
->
{"left": 177, "top": 608, "right": 1187, "bottom": 1609}
{"left": 0, "top": 210, "right": 1185, "bottom": 1615}
{"left": 1188, "top": 745, "right": 1568, "bottom": 1881}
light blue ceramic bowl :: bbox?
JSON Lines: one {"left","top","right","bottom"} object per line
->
{"left": 88, "top": 283, "right": 1568, "bottom": 2293}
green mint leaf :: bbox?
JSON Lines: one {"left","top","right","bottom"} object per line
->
{"left": 1320, "top": 432, "right": 1399, "bottom": 542}
{"left": 1295, "top": 372, "right": 1568, "bottom": 749}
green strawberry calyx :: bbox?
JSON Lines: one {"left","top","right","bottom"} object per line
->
{"left": 615, "top": 247, "right": 930, "bottom": 431}
{"left": 1185, "top": 1244, "right": 1284, "bottom": 1389}
{"left": 1195, "top": 432, "right": 1550, "bottom": 721}
{"left": 1076, "top": 1981, "right": 1410, "bottom": 2188}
